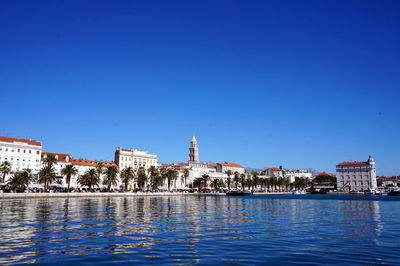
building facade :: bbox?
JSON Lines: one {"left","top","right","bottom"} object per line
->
{"left": 216, "top": 162, "right": 245, "bottom": 174}
{"left": 0, "top": 136, "right": 42, "bottom": 174}
{"left": 285, "top": 169, "right": 313, "bottom": 183}
{"left": 336, "top": 156, "right": 377, "bottom": 192}
{"left": 115, "top": 147, "right": 157, "bottom": 170}
{"left": 260, "top": 167, "right": 283, "bottom": 178}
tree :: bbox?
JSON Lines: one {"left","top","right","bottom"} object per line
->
{"left": 148, "top": 166, "right": 163, "bottom": 190}
{"left": 38, "top": 165, "right": 57, "bottom": 190}
{"left": 226, "top": 177, "right": 232, "bottom": 190}
{"left": 313, "top": 174, "right": 336, "bottom": 185}
{"left": 77, "top": 168, "right": 99, "bottom": 190}
{"left": 167, "top": 169, "right": 179, "bottom": 191}
{"left": 225, "top": 170, "right": 233, "bottom": 190}
{"left": 270, "top": 176, "right": 278, "bottom": 191}
{"left": 183, "top": 168, "right": 190, "bottom": 188}
{"left": 233, "top": 172, "right": 240, "bottom": 189}
{"left": 252, "top": 172, "right": 259, "bottom": 190}
{"left": 8, "top": 169, "right": 34, "bottom": 192}
{"left": 120, "top": 167, "right": 135, "bottom": 191}
{"left": 201, "top": 174, "right": 210, "bottom": 190}
{"left": 240, "top": 173, "right": 246, "bottom": 190}
{"left": 136, "top": 167, "right": 148, "bottom": 190}
{"left": 103, "top": 166, "right": 119, "bottom": 191}
{"left": 159, "top": 167, "right": 168, "bottom": 188}
{"left": 211, "top": 178, "right": 224, "bottom": 192}
{"left": 43, "top": 155, "right": 57, "bottom": 167}
{"left": 0, "top": 161, "right": 11, "bottom": 183}
{"left": 293, "top": 177, "right": 307, "bottom": 190}
{"left": 95, "top": 162, "right": 104, "bottom": 182}
{"left": 61, "top": 164, "right": 78, "bottom": 192}
{"left": 193, "top": 177, "right": 203, "bottom": 190}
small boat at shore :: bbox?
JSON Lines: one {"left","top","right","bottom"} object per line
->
{"left": 350, "top": 191, "right": 365, "bottom": 195}
{"left": 226, "top": 190, "right": 253, "bottom": 196}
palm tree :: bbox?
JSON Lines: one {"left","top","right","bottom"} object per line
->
{"left": 136, "top": 167, "right": 147, "bottom": 190}
{"left": 201, "top": 174, "right": 210, "bottom": 190}
{"left": 233, "top": 172, "right": 240, "bottom": 189}
{"left": 160, "top": 167, "right": 168, "bottom": 189}
{"left": 270, "top": 176, "right": 278, "bottom": 191}
{"left": 226, "top": 177, "right": 232, "bottom": 190}
{"left": 167, "top": 169, "right": 179, "bottom": 191}
{"left": 95, "top": 162, "right": 104, "bottom": 181}
{"left": 120, "top": 167, "right": 135, "bottom": 191}
{"left": 225, "top": 170, "right": 233, "bottom": 190}
{"left": 77, "top": 168, "right": 99, "bottom": 190}
{"left": 211, "top": 178, "right": 224, "bottom": 192}
{"left": 252, "top": 172, "right": 259, "bottom": 191}
{"left": 183, "top": 168, "right": 190, "bottom": 188}
{"left": 0, "top": 161, "right": 11, "bottom": 183}
{"left": 43, "top": 155, "right": 57, "bottom": 167}
{"left": 148, "top": 166, "right": 163, "bottom": 190}
{"left": 103, "top": 166, "right": 119, "bottom": 191}
{"left": 8, "top": 168, "right": 35, "bottom": 192}
{"left": 38, "top": 165, "right": 57, "bottom": 190}
{"left": 61, "top": 164, "right": 78, "bottom": 192}
{"left": 193, "top": 177, "right": 202, "bottom": 191}
{"left": 240, "top": 173, "right": 246, "bottom": 190}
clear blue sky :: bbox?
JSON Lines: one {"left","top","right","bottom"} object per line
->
{"left": 1, "top": 0, "right": 399, "bottom": 176}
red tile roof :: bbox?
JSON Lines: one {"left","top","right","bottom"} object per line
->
{"left": 337, "top": 162, "right": 369, "bottom": 166}
{"left": 218, "top": 162, "right": 244, "bottom": 168}
{"left": 42, "top": 152, "right": 72, "bottom": 162}
{"left": 316, "top": 172, "right": 332, "bottom": 177}
{"left": 0, "top": 136, "right": 41, "bottom": 146}
{"left": 377, "top": 177, "right": 395, "bottom": 181}
{"left": 266, "top": 168, "right": 281, "bottom": 171}
{"left": 71, "top": 158, "right": 116, "bottom": 167}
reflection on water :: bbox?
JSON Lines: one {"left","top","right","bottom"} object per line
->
{"left": 0, "top": 195, "right": 399, "bottom": 265}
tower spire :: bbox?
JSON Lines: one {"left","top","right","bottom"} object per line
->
{"left": 189, "top": 136, "right": 199, "bottom": 162}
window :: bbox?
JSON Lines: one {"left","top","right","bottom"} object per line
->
{"left": 23, "top": 150, "right": 26, "bottom": 153}
{"left": 29, "top": 150, "right": 31, "bottom": 154}
{"left": 36, "top": 151, "right": 39, "bottom": 154}
{"left": 18, "top": 149, "right": 20, "bottom": 152}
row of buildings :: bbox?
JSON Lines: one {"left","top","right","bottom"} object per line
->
{"left": 0, "top": 135, "right": 378, "bottom": 191}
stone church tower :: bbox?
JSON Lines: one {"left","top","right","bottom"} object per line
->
{"left": 188, "top": 136, "right": 199, "bottom": 162}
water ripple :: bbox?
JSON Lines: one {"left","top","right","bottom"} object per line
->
{"left": 0, "top": 195, "right": 399, "bottom": 265}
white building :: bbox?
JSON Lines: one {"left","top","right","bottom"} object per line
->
{"left": 260, "top": 167, "right": 283, "bottom": 177}
{"left": 216, "top": 162, "right": 245, "bottom": 174}
{"left": 336, "top": 156, "right": 377, "bottom": 192}
{"left": 115, "top": 147, "right": 157, "bottom": 170}
{"left": 285, "top": 169, "right": 313, "bottom": 183}
{"left": 0, "top": 136, "right": 42, "bottom": 174}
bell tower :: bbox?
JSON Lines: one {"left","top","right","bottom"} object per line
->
{"left": 189, "top": 136, "right": 199, "bottom": 162}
